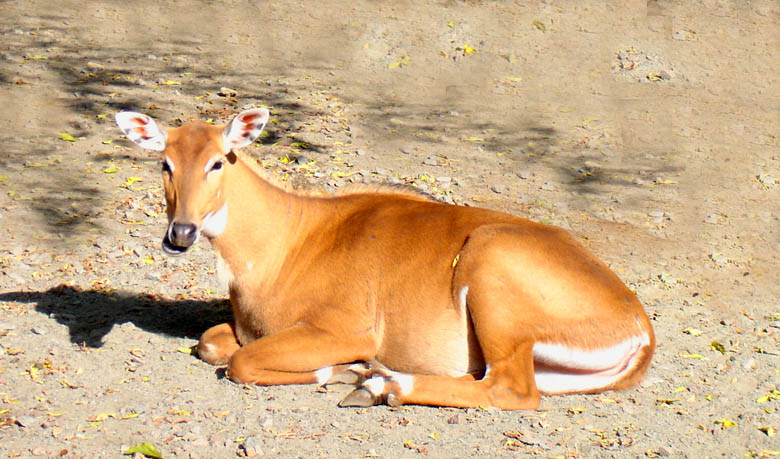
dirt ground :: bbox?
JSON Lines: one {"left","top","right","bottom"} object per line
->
{"left": 0, "top": 0, "right": 778, "bottom": 457}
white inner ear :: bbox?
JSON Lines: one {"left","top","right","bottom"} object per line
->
{"left": 115, "top": 111, "right": 167, "bottom": 151}
{"left": 222, "top": 108, "right": 270, "bottom": 151}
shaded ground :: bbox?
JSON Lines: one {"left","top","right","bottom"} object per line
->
{"left": 0, "top": 0, "right": 778, "bottom": 457}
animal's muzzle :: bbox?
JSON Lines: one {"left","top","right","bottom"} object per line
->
{"left": 162, "top": 222, "right": 198, "bottom": 255}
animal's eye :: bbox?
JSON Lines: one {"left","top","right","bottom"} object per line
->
{"left": 211, "top": 161, "right": 223, "bottom": 171}
{"left": 162, "top": 161, "right": 171, "bottom": 173}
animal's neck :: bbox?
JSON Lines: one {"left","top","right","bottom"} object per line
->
{"left": 208, "top": 157, "right": 306, "bottom": 283}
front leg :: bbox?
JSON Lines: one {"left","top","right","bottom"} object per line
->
{"left": 227, "top": 324, "right": 377, "bottom": 386}
{"left": 197, "top": 322, "right": 240, "bottom": 365}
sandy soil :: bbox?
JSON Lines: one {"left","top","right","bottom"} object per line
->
{"left": 0, "top": 0, "right": 778, "bottom": 457}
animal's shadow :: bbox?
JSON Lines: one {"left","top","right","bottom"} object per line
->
{"left": 0, "top": 285, "right": 231, "bottom": 348}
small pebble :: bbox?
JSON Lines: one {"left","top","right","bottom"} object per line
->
{"left": 491, "top": 184, "right": 506, "bottom": 194}
{"left": 540, "top": 182, "right": 555, "bottom": 191}
{"left": 423, "top": 157, "right": 437, "bottom": 166}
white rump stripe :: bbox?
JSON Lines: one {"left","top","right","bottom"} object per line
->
{"left": 533, "top": 333, "right": 650, "bottom": 394}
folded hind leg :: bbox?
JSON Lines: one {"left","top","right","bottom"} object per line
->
{"left": 338, "top": 341, "right": 540, "bottom": 410}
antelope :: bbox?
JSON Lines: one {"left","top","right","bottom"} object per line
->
{"left": 115, "top": 107, "right": 655, "bottom": 410}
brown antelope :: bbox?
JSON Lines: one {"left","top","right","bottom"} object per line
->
{"left": 115, "top": 107, "right": 654, "bottom": 410}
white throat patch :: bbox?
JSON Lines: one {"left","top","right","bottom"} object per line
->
{"left": 201, "top": 203, "right": 228, "bottom": 238}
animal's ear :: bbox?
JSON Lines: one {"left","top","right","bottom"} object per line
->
{"left": 115, "top": 112, "right": 167, "bottom": 151}
{"left": 222, "top": 107, "right": 270, "bottom": 151}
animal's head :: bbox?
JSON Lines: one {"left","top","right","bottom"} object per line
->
{"left": 116, "top": 108, "right": 270, "bottom": 255}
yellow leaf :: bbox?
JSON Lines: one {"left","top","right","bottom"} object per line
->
{"left": 680, "top": 353, "right": 706, "bottom": 360}
{"left": 59, "top": 133, "right": 77, "bottom": 142}
{"left": 447, "top": 21, "right": 455, "bottom": 28}
{"left": 683, "top": 327, "right": 703, "bottom": 336}
{"left": 90, "top": 412, "right": 115, "bottom": 422}
{"left": 505, "top": 77, "right": 523, "bottom": 83}
{"left": 103, "top": 165, "right": 119, "bottom": 173}
{"left": 0, "top": 409, "right": 8, "bottom": 415}
{"left": 124, "top": 442, "right": 163, "bottom": 459}
{"left": 465, "top": 137, "right": 485, "bottom": 142}
{"left": 27, "top": 55, "right": 48, "bottom": 60}
{"left": 121, "top": 413, "right": 140, "bottom": 419}
{"left": 140, "top": 257, "right": 154, "bottom": 264}
{"left": 177, "top": 347, "right": 193, "bottom": 355}
{"left": 428, "top": 432, "right": 440, "bottom": 440}
{"left": 656, "top": 179, "right": 678, "bottom": 185}
{"left": 122, "top": 176, "right": 143, "bottom": 187}
{"left": 710, "top": 341, "right": 726, "bottom": 354}
{"left": 656, "top": 398, "right": 680, "bottom": 405}
{"left": 714, "top": 418, "right": 735, "bottom": 428}
{"left": 388, "top": 55, "right": 411, "bottom": 69}
{"left": 455, "top": 44, "right": 477, "bottom": 55}
{"left": 160, "top": 80, "right": 181, "bottom": 85}
{"left": 674, "top": 387, "right": 687, "bottom": 393}
{"left": 47, "top": 412, "right": 65, "bottom": 417}
{"left": 532, "top": 20, "right": 546, "bottom": 32}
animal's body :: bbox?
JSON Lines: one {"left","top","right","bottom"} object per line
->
{"left": 116, "top": 107, "right": 654, "bottom": 409}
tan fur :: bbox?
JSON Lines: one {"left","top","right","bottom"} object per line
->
{"left": 122, "top": 111, "right": 655, "bottom": 410}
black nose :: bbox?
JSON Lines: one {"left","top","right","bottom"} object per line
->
{"left": 170, "top": 222, "right": 198, "bottom": 247}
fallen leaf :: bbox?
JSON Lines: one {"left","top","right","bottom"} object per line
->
{"left": 455, "top": 44, "right": 477, "bottom": 55}
{"left": 124, "top": 442, "right": 163, "bottom": 458}
{"left": 388, "top": 55, "right": 411, "bottom": 69}
{"left": 710, "top": 341, "right": 726, "bottom": 355}
{"left": 532, "top": 20, "right": 546, "bottom": 32}
{"left": 58, "top": 133, "right": 77, "bottom": 142}
{"left": 122, "top": 176, "right": 143, "bottom": 188}
{"left": 713, "top": 418, "right": 735, "bottom": 428}
{"left": 656, "top": 398, "right": 680, "bottom": 405}
{"left": 679, "top": 353, "right": 706, "bottom": 360}
{"left": 177, "top": 347, "right": 194, "bottom": 355}
{"left": 160, "top": 80, "right": 181, "bottom": 85}
{"left": 759, "top": 426, "right": 775, "bottom": 437}
{"left": 103, "top": 165, "right": 119, "bottom": 173}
